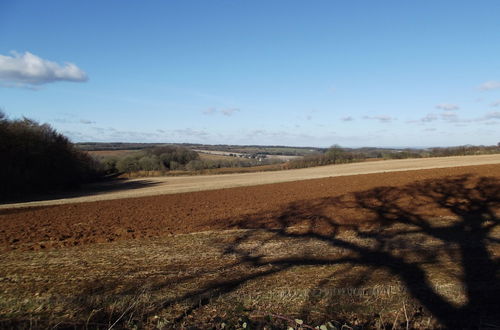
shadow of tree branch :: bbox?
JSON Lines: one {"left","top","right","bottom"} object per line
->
{"left": 69, "top": 173, "right": 499, "bottom": 328}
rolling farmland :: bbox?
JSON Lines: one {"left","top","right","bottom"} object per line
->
{"left": 3, "top": 154, "right": 500, "bottom": 209}
{"left": 1, "top": 157, "right": 499, "bottom": 328}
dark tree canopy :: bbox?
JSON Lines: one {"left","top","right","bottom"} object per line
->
{"left": 0, "top": 111, "right": 100, "bottom": 200}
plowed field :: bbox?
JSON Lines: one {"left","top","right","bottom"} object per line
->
{"left": 2, "top": 163, "right": 499, "bottom": 252}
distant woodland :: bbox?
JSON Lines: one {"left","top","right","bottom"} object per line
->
{"left": 1, "top": 111, "right": 499, "bottom": 199}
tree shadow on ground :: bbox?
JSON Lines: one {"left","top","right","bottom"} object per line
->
{"left": 49, "top": 174, "right": 500, "bottom": 328}
{"left": 0, "top": 178, "right": 162, "bottom": 206}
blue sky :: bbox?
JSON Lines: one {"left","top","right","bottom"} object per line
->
{"left": 1, "top": 1, "right": 499, "bottom": 147}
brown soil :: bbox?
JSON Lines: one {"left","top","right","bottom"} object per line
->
{"left": 1, "top": 164, "right": 499, "bottom": 252}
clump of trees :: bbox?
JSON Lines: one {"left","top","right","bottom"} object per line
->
{"left": 0, "top": 111, "right": 101, "bottom": 200}
{"left": 288, "top": 145, "right": 366, "bottom": 169}
{"left": 101, "top": 146, "right": 273, "bottom": 175}
{"left": 101, "top": 146, "right": 201, "bottom": 174}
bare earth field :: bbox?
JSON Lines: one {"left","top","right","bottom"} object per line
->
{"left": 3, "top": 154, "right": 500, "bottom": 209}
{"left": 0, "top": 160, "right": 499, "bottom": 328}
{"left": 1, "top": 163, "right": 499, "bottom": 252}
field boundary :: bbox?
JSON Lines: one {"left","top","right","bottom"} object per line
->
{"left": 2, "top": 154, "right": 500, "bottom": 209}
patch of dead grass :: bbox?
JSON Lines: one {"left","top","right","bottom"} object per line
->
{"left": 1, "top": 217, "right": 497, "bottom": 328}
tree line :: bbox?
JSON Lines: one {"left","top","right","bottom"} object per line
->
{"left": 100, "top": 147, "right": 274, "bottom": 175}
{"left": 287, "top": 144, "right": 500, "bottom": 169}
{"left": 0, "top": 111, "right": 101, "bottom": 200}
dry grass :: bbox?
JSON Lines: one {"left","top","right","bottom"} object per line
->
{"left": 1, "top": 214, "right": 497, "bottom": 328}
{"left": 2, "top": 167, "right": 500, "bottom": 328}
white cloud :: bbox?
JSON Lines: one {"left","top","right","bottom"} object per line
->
{"left": 363, "top": 115, "right": 394, "bottom": 123}
{"left": 0, "top": 51, "right": 88, "bottom": 87}
{"left": 490, "top": 100, "right": 500, "bottom": 107}
{"left": 221, "top": 108, "right": 240, "bottom": 116}
{"left": 435, "top": 103, "right": 459, "bottom": 111}
{"left": 341, "top": 116, "right": 354, "bottom": 122}
{"left": 479, "top": 81, "right": 500, "bottom": 91}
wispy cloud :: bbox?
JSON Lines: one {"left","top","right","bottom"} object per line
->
{"left": 408, "top": 110, "right": 500, "bottom": 126}
{"left": 203, "top": 108, "right": 217, "bottom": 115}
{"left": 407, "top": 109, "right": 500, "bottom": 126}
{"left": 0, "top": 82, "right": 41, "bottom": 90}
{"left": 441, "top": 111, "right": 459, "bottom": 122}
{"left": 220, "top": 108, "right": 240, "bottom": 116}
{"left": 79, "top": 119, "right": 95, "bottom": 125}
{"left": 407, "top": 113, "right": 438, "bottom": 124}
{"left": 0, "top": 51, "right": 88, "bottom": 88}
{"left": 340, "top": 116, "right": 354, "bottom": 122}
{"left": 304, "top": 109, "right": 317, "bottom": 121}
{"left": 479, "top": 81, "right": 500, "bottom": 91}
{"left": 172, "top": 128, "right": 211, "bottom": 138}
{"left": 75, "top": 126, "right": 212, "bottom": 143}
{"left": 363, "top": 115, "right": 394, "bottom": 123}
{"left": 53, "top": 117, "right": 95, "bottom": 125}
{"left": 435, "top": 103, "right": 459, "bottom": 111}
{"left": 483, "top": 121, "right": 500, "bottom": 126}
{"left": 419, "top": 113, "right": 438, "bottom": 123}
{"left": 485, "top": 111, "right": 500, "bottom": 120}
{"left": 202, "top": 107, "right": 240, "bottom": 116}
{"left": 490, "top": 100, "right": 500, "bottom": 107}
